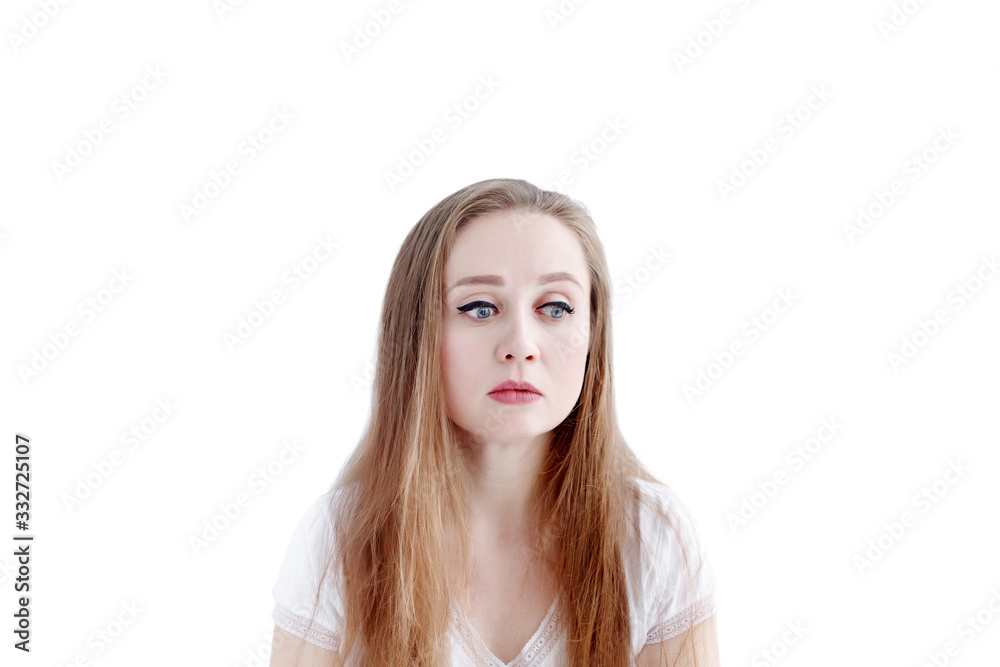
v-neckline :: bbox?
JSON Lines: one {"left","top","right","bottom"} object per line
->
{"left": 450, "top": 590, "right": 564, "bottom": 666}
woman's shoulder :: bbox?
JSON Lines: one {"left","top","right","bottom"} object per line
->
{"left": 632, "top": 477, "right": 682, "bottom": 511}
{"left": 270, "top": 488, "right": 345, "bottom": 652}
{"left": 630, "top": 477, "right": 705, "bottom": 544}
{"left": 628, "top": 477, "right": 718, "bottom": 645}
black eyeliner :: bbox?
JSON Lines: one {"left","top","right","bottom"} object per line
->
{"left": 456, "top": 300, "right": 494, "bottom": 312}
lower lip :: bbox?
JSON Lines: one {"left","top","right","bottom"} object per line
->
{"left": 488, "top": 389, "right": 542, "bottom": 404}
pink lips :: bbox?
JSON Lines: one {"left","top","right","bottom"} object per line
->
{"left": 488, "top": 380, "right": 542, "bottom": 405}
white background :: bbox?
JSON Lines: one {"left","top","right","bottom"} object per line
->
{"left": 2, "top": 0, "right": 998, "bottom": 665}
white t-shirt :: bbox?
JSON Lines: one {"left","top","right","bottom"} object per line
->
{"left": 271, "top": 478, "right": 717, "bottom": 666}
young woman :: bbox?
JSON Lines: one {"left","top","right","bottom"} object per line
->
{"left": 268, "top": 178, "right": 720, "bottom": 666}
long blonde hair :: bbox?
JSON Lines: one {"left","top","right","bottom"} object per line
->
{"left": 299, "top": 178, "right": 710, "bottom": 666}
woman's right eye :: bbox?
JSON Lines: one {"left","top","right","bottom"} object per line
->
{"left": 457, "top": 301, "right": 497, "bottom": 320}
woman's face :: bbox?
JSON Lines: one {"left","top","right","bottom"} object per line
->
{"left": 441, "top": 209, "right": 591, "bottom": 446}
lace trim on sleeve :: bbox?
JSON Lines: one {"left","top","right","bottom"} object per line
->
{"left": 644, "top": 594, "right": 717, "bottom": 645}
{"left": 271, "top": 602, "right": 342, "bottom": 652}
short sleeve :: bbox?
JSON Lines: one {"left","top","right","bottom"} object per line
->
{"left": 637, "top": 480, "right": 717, "bottom": 645}
{"left": 271, "top": 491, "right": 345, "bottom": 652}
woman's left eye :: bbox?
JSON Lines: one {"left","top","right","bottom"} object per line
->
{"left": 539, "top": 301, "right": 575, "bottom": 319}
{"left": 455, "top": 300, "right": 575, "bottom": 321}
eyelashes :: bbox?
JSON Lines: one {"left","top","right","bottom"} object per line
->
{"left": 456, "top": 300, "right": 575, "bottom": 321}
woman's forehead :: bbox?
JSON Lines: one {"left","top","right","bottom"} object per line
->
{"left": 449, "top": 214, "right": 586, "bottom": 270}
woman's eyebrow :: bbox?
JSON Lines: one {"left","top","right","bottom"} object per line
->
{"left": 446, "top": 271, "right": 582, "bottom": 296}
